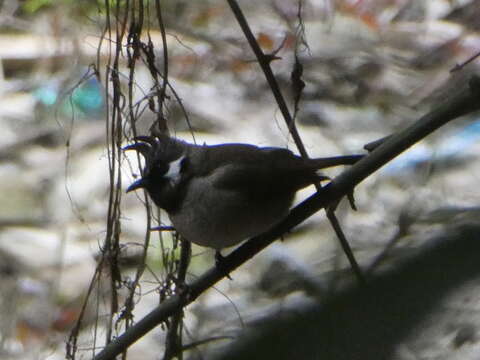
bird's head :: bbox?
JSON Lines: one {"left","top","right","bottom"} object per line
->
{"left": 124, "top": 135, "right": 188, "bottom": 211}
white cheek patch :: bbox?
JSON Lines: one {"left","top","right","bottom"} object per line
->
{"left": 165, "top": 155, "right": 185, "bottom": 185}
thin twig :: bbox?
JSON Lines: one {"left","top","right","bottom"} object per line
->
{"left": 181, "top": 336, "right": 235, "bottom": 351}
{"left": 226, "top": 0, "right": 308, "bottom": 158}
{"left": 450, "top": 50, "right": 480, "bottom": 73}
{"left": 326, "top": 209, "right": 366, "bottom": 284}
{"left": 153, "top": 0, "right": 169, "bottom": 133}
{"left": 162, "top": 240, "right": 191, "bottom": 360}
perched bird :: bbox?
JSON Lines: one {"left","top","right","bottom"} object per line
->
{"left": 125, "top": 134, "right": 361, "bottom": 250}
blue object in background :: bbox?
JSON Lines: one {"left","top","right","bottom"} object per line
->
{"left": 34, "top": 85, "right": 58, "bottom": 106}
{"left": 34, "top": 75, "right": 104, "bottom": 120}
{"left": 382, "top": 117, "right": 480, "bottom": 175}
{"left": 70, "top": 77, "right": 104, "bottom": 116}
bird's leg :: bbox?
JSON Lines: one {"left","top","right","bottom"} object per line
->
{"left": 215, "top": 250, "right": 223, "bottom": 264}
{"left": 175, "top": 238, "right": 193, "bottom": 301}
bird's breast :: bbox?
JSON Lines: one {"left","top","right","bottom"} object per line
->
{"left": 168, "top": 176, "right": 294, "bottom": 249}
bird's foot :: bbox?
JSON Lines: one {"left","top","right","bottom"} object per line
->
{"left": 177, "top": 282, "right": 193, "bottom": 302}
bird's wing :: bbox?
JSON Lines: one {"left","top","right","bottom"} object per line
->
{"left": 206, "top": 146, "right": 304, "bottom": 194}
{"left": 211, "top": 163, "right": 287, "bottom": 198}
{"left": 203, "top": 144, "right": 298, "bottom": 168}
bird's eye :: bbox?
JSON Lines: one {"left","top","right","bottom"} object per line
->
{"left": 148, "top": 162, "right": 169, "bottom": 181}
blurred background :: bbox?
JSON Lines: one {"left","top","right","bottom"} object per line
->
{"left": 1, "top": 0, "right": 480, "bottom": 359}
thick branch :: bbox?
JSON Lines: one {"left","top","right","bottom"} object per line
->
{"left": 93, "top": 77, "right": 480, "bottom": 360}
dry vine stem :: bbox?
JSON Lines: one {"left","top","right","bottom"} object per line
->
{"left": 93, "top": 77, "right": 480, "bottom": 360}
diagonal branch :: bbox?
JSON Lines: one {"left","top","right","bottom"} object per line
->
{"left": 226, "top": 0, "right": 308, "bottom": 157}
{"left": 93, "top": 75, "right": 480, "bottom": 360}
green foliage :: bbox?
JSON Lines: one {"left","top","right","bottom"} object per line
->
{"left": 21, "top": 0, "right": 98, "bottom": 14}
{"left": 22, "top": 0, "right": 66, "bottom": 13}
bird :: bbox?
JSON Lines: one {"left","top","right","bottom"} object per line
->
{"left": 125, "top": 134, "right": 362, "bottom": 251}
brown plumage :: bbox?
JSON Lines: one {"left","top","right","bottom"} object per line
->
{"left": 125, "top": 135, "right": 362, "bottom": 249}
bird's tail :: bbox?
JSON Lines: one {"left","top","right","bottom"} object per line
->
{"left": 309, "top": 154, "right": 363, "bottom": 169}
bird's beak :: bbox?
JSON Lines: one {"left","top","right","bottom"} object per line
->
{"left": 126, "top": 178, "right": 148, "bottom": 193}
